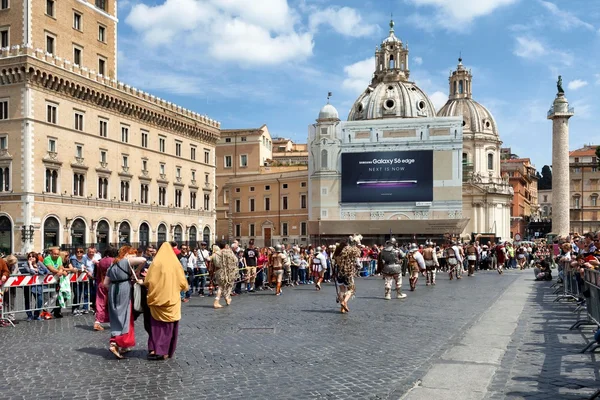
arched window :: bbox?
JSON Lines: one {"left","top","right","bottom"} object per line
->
{"left": 173, "top": 225, "right": 183, "bottom": 244}
{"left": 591, "top": 194, "right": 598, "bottom": 207}
{"left": 543, "top": 206, "right": 548, "bottom": 216}
{"left": 0, "top": 215, "right": 12, "bottom": 255}
{"left": 573, "top": 195, "right": 581, "bottom": 209}
{"left": 118, "top": 221, "right": 131, "bottom": 245}
{"left": 96, "top": 220, "right": 109, "bottom": 250}
{"left": 71, "top": 218, "right": 86, "bottom": 246}
{"left": 157, "top": 223, "right": 167, "bottom": 246}
{"left": 189, "top": 226, "right": 197, "bottom": 249}
{"left": 487, "top": 153, "right": 494, "bottom": 170}
{"left": 453, "top": 81, "right": 457, "bottom": 94}
{"left": 139, "top": 222, "right": 149, "bottom": 246}
{"left": 459, "top": 80, "right": 464, "bottom": 94}
{"left": 43, "top": 216, "right": 60, "bottom": 248}
{"left": 321, "top": 149, "right": 328, "bottom": 169}
{"left": 389, "top": 55, "right": 395, "bottom": 69}
{"left": 203, "top": 226, "right": 211, "bottom": 246}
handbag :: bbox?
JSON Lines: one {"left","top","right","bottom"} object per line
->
{"left": 128, "top": 260, "right": 143, "bottom": 313}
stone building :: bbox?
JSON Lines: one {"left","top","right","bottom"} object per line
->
{"left": 438, "top": 59, "right": 512, "bottom": 240}
{"left": 569, "top": 145, "right": 600, "bottom": 234}
{"left": 308, "top": 21, "right": 468, "bottom": 243}
{"left": 539, "top": 189, "right": 552, "bottom": 219}
{"left": 500, "top": 158, "right": 539, "bottom": 239}
{"left": 0, "top": 0, "right": 219, "bottom": 254}
{"left": 215, "top": 126, "right": 309, "bottom": 246}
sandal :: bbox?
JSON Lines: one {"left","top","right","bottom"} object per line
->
{"left": 109, "top": 343, "right": 123, "bottom": 359}
{"left": 94, "top": 322, "right": 104, "bottom": 331}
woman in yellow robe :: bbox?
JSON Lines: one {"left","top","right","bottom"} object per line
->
{"left": 144, "top": 242, "right": 188, "bottom": 360}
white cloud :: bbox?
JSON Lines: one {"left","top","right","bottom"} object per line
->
{"left": 125, "top": 0, "right": 313, "bottom": 66}
{"left": 538, "top": 1, "right": 595, "bottom": 31}
{"left": 342, "top": 57, "right": 374, "bottom": 93}
{"left": 407, "top": 0, "right": 518, "bottom": 30}
{"left": 429, "top": 91, "right": 448, "bottom": 111}
{"left": 309, "top": 7, "right": 377, "bottom": 37}
{"left": 513, "top": 37, "right": 547, "bottom": 59}
{"left": 568, "top": 79, "right": 588, "bottom": 90}
{"left": 413, "top": 56, "right": 423, "bottom": 66}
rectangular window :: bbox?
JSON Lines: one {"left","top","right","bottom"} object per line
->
{"left": 235, "top": 187, "right": 240, "bottom": 193}
{"left": 224, "top": 155, "right": 232, "bottom": 168}
{"left": 121, "top": 125, "right": 129, "bottom": 143}
{"left": 190, "top": 191, "right": 197, "bottom": 209}
{"left": 97, "top": 177, "right": 108, "bottom": 199}
{"left": 282, "top": 196, "right": 288, "bottom": 210}
{"left": 282, "top": 183, "right": 288, "bottom": 189}
{"left": 0, "top": 164, "right": 9, "bottom": 192}
{"left": 158, "top": 187, "right": 166, "bottom": 206}
{"left": 159, "top": 136, "right": 165, "bottom": 152}
{"left": 0, "top": 136, "right": 6, "bottom": 150}
{"left": 46, "top": 0, "right": 54, "bottom": 17}
{"left": 240, "top": 137, "right": 247, "bottom": 142}
{"left": 225, "top": 138, "right": 231, "bottom": 143}
{"left": 46, "top": 34, "right": 54, "bottom": 54}
{"left": 175, "top": 141, "right": 182, "bottom": 157}
{"left": 45, "top": 169, "right": 58, "bottom": 193}
{"left": 75, "top": 144, "right": 83, "bottom": 158}
{"left": 0, "top": 29, "right": 8, "bottom": 48}
{"left": 46, "top": 103, "right": 57, "bottom": 124}
{"left": 301, "top": 182, "right": 307, "bottom": 187}
{"left": 282, "top": 223, "right": 288, "bottom": 237}
{"left": 204, "top": 194, "right": 210, "bottom": 211}
{"left": 73, "top": 173, "right": 84, "bottom": 196}
{"left": 73, "top": 12, "right": 82, "bottom": 31}
{"left": 265, "top": 185, "right": 270, "bottom": 191}
{"left": 100, "top": 150, "right": 107, "bottom": 163}
{"left": 235, "top": 199, "right": 241, "bottom": 213}
{"left": 122, "top": 155, "right": 128, "bottom": 168}
{"left": 120, "top": 181, "right": 130, "bottom": 201}
{"left": 301, "top": 222, "right": 307, "bottom": 236}
{"left": 301, "top": 194, "right": 307, "bottom": 209}
{"left": 0, "top": 0, "right": 8, "bottom": 10}
{"left": 0, "top": 99, "right": 7, "bottom": 120}
{"left": 174, "top": 189, "right": 182, "bottom": 208}
{"left": 575, "top": 157, "right": 579, "bottom": 163}
{"left": 98, "top": 25, "right": 106, "bottom": 42}
{"left": 240, "top": 154, "right": 248, "bottom": 167}
{"left": 99, "top": 119, "right": 108, "bottom": 137}
{"left": 159, "top": 163, "right": 165, "bottom": 175}
{"left": 203, "top": 173, "right": 207, "bottom": 183}
{"left": 249, "top": 198, "right": 255, "bottom": 212}
{"left": 249, "top": 224, "right": 255, "bottom": 237}
{"left": 592, "top": 197, "right": 598, "bottom": 207}
{"left": 176, "top": 167, "right": 181, "bottom": 178}
{"left": 73, "top": 46, "right": 82, "bottom": 65}
{"left": 48, "top": 138, "right": 56, "bottom": 152}
{"left": 98, "top": 58, "right": 106, "bottom": 76}
{"left": 74, "top": 112, "right": 84, "bottom": 131}
{"left": 141, "top": 130, "right": 148, "bottom": 147}
{"left": 190, "top": 146, "right": 196, "bottom": 160}
{"left": 142, "top": 159, "right": 148, "bottom": 171}
{"left": 265, "top": 197, "right": 271, "bottom": 211}
{"left": 250, "top": 186, "right": 255, "bottom": 192}
{"left": 235, "top": 224, "right": 241, "bottom": 237}
{"left": 140, "top": 184, "right": 149, "bottom": 204}
{"left": 204, "top": 149, "right": 210, "bottom": 164}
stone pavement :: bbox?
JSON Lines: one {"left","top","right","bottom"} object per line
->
{"left": 0, "top": 270, "right": 567, "bottom": 400}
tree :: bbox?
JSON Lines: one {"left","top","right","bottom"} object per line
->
{"left": 596, "top": 146, "right": 600, "bottom": 167}
{"left": 538, "top": 165, "right": 552, "bottom": 190}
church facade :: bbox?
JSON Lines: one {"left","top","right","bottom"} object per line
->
{"left": 307, "top": 21, "right": 511, "bottom": 242}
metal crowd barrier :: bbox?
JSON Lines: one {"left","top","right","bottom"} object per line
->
{"left": 1, "top": 272, "right": 92, "bottom": 326}
{"left": 576, "top": 269, "right": 600, "bottom": 354}
{"left": 555, "top": 264, "right": 580, "bottom": 302}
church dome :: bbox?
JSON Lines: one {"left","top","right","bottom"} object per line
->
{"left": 436, "top": 58, "right": 498, "bottom": 137}
{"left": 347, "top": 19, "right": 435, "bottom": 121}
{"left": 318, "top": 103, "right": 339, "bottom": 121}
{"left": 348, "top": 80, "right": 436, "bottom": 121}
{"left": 438, "top": 98, "right": 498, "bottom": 136}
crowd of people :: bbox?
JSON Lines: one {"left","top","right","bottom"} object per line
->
{"left": 5, "top": 233, "right": 595, "bottom": 357}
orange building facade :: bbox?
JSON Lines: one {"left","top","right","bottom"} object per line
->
{"left": 500, "top": 158, "right": 539, "bottom": 239}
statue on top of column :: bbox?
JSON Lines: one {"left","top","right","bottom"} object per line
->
{"left": 557, "top": 75, "right": 564, "bottom": 94}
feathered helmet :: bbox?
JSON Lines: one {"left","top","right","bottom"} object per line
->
{"left": 349, "top": 233, "right": 363, "bottom": 246}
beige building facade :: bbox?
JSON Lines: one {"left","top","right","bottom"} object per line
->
{"left": 0, "top": 0, "right": 219, "bottom": 254}
{"left": 569, "top": 145, "right": 600, "bottom": 234}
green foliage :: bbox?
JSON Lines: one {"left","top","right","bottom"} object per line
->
{"left": 538, "top": 165, "right": 552, "bottom": 190}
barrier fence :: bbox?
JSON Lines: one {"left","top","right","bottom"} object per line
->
{"left": 1, "top": 272, "right": 92, "bottom": 326}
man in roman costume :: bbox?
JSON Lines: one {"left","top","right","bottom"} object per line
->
{"left": 377, "top": 238, "right": 407, "bottom": 300}
{"left": 422, "top": 241, "right": 439, "bottom": 286}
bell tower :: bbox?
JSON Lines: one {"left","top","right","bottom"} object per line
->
{"left": 448, "top": 58, "right": 472, "bottom": 100}
{"left": 373, "top": 19, "right": 410, "bottom": 85}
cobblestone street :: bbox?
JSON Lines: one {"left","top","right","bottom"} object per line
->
{"left": 0, "top": 271, "right": 520, "bottom": 399}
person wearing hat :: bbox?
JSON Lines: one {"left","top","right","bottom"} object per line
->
{"left": 376, "top": 238, "right": 407, "bottom": 300}
{"left": 407, "top": 245, "right": 426, "bottom": 291}
{"left": 311, "top": 245, "right": 327, "bottom": 291}
{"left": 423, "top": 241, "right": 439, "bottom": 286}
{"left": 271, "top": 244, "right": 286, "bottom": 295}
{"left": 333, "top": 236, "right": 362, "bottom": 313}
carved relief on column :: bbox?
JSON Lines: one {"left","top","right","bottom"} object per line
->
{"left": 370, "top": 211, "right": 384, "bottom": 220}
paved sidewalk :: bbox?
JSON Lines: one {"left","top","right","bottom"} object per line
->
{"left": 402, "top": 273, "right": 600, "bottom": 400}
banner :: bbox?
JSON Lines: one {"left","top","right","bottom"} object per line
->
{"left": 341, "top": 150, "right": 433, "bottom": 203}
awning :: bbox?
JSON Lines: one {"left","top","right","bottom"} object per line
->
{"left": 308, "top": 219, "right": 470, "bottom": 236}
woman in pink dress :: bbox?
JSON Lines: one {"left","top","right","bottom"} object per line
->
{"left": 94, "top": 247, "right": 117, "bottom": 331}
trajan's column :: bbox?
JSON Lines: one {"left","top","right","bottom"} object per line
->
{"left": 547, "top": 76, "right": 574, "bottom": 238}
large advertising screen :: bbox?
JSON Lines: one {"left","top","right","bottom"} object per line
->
{"left": 341, "top": 150, "right": 433, "bottom": 203}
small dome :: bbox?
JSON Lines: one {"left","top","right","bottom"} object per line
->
{"left": 348, "top": 81, "right": 436, "bottom": 120}
{"left": 437, "top": 98, "right": 498, "bottom": 137}
{"left": 318, "top": 103, "right": 339, "bottom": 120}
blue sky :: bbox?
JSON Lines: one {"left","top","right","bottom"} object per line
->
{"left": 117, "top": 0, "right": 600, "bottom": 170}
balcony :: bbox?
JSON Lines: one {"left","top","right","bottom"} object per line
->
{"left": 547, "top": 106, "right": 575, "bottom": 118}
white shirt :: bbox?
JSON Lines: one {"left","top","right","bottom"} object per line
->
{"left": 452, "top": 246, "right": 463, "bottom": 263}
{"left": 412, "top": 251, "right": 426, "bottom": 269}
{"left": 312, "top": 253, "right": 327, "bottom": 272}
{"left": 187, "top": 252, "right": 197, "bottom": 269}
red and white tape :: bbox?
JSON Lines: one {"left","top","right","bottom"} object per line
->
{"left": 4, "top": 272, "right": 89, "bottom": 287}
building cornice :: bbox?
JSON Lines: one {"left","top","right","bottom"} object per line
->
{"left": 0, "top": 45, "right": 220, "bottom": 144}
